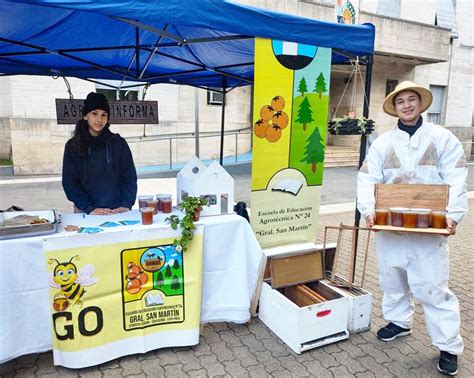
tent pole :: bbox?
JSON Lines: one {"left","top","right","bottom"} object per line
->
{"left": 355, "top": 53, "right": 373, "bottom": 227}
{"left": 195, "top": 88, "right": 200, "bottom": 158}
{"left": 352, "top": 53, "right": 373, "bottom": 281}
{"left": 219, "top": 78, "right": 227, "bottom": 165}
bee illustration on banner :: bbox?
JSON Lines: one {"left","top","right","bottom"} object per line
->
{"left": 48, "top": 255, "right": 97, "bottom": 311}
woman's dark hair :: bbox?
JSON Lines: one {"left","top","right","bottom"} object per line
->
{"left": 70, "top": 119, "right": 110, "bottom": 156}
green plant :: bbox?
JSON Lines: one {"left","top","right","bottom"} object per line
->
{"left": 328, "top": 115, "right": 374, "bottom": 135}
{"left": 165, "top": 196, "right": 209, "bottom": 252}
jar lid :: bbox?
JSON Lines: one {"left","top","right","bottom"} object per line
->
{"left": 411, "top": 208, "right": 432, "bottom": 213}
{"left": 140, "top": 207, "right": 155, "bottom": 212}
{"left": 389, "top": 207, "right": 409, "bottom": 211}
{"left": 138, "top": 195, "right": 154, "bottom": 200}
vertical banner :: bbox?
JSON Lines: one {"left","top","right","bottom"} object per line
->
{"left": 44, "top": 226, "right": 203, "bottom": 368}
{"left": 250, "top": 38, "right": 332, "bottom": 248}
{"left": 335, "top": 0, "right": 359, "bottom": 24}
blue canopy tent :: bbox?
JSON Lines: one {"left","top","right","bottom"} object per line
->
{"left": 0, "top": 0, "right": 375, "bottom": 88}
{"left": 0, "top": 0, "right": 375, "bottom": 266}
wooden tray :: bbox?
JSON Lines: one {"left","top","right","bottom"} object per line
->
{"left": 374, "top": 184, "right": 450, "bottom": 235}
{"left": 372, "top": 225, "right": 451, "bottom": 235}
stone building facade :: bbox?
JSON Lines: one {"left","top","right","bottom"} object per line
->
{"left": 0, "top": 0, "right": 472, "bottom": 174}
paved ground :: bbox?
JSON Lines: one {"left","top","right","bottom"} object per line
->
{"left": 1, "top": 166, "right": 473, "bottom": 377}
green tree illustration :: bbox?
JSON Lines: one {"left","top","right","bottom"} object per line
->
{"left": 298, "top": 77, "right": 308, "bottom": 97}
{"left": 295, "top": 97, "right": 314, "bottom": 131}
{"left": 300, "top": 127, "right": 325, "bottom": 173}
{"left": 314, "top": 73, "right": 327, "bottom": 99}
{"left": 156, "top": 270, "right": 164, "bottom": 286}
{"left": 171, "top": 275, "right": 180, "bottom": 290}
{"left": 173, "top": 259, "right": 180, "bottom": 270}
{"left": 165, "top": 265, "right": 172, "bottom": 278}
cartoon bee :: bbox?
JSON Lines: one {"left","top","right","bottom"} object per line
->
{"left": 48, "top": 255, "right": 97, "bottom": 309}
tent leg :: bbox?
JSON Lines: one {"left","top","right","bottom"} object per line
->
{"left": 353, "top": 54, "right": 373, "bottom": 280}
{"left": 195, "top": 88, "right": 200, "bottom": 158}
{"left": 355, "top": 54, "right": 373, "bottom": 228}
{"left": 219, "top": 78, "right": 227, "bottom": 165}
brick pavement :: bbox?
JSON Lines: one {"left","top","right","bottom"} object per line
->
{"left": 0, "top": 201, "right": 472, "bottom": 377}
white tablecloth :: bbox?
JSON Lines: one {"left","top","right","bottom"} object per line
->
{"left": 0, "top": 211, "right": 263, "bottom": 363}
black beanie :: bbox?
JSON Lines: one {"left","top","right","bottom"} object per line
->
{"left": 82, "top": 92, "right": 110, "bottom": 117}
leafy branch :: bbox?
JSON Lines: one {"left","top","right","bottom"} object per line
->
{"left": 165, "top": 196, "right": 209, "bottom": 252}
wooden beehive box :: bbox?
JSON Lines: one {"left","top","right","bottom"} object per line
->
{"left": 372, "top": 184, "right": 450, "bottom": 235}
{"left": 258, "top": 243, "right": 349, "bottom": 353}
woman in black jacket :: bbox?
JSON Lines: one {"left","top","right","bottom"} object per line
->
{"left": 62, "top": 92, "right": 137, "bottom": 215}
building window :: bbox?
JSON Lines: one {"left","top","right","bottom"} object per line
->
{"left": 207, "top": 88, "right": 224, "bottom": 106}
{"left": 96, "top": 88, "right": 139, "bottom": 101}
{"left": 427, "top": 85, "right": 445, "bottom": 124}
{"left": 386, "top": 80, "right": 398, "bottom": 97}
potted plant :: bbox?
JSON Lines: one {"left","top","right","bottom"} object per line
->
{"left": 328, "top": 115, "right": 374, "bottom": 135}
{"left": 165, "top": 196, "right": 209, "bottom": 252}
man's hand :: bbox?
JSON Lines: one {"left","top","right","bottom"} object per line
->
{"left": 365, "top": 214, "right": 375, "bottom": 228}
{"left": 90, "top": 208, "right": 112, "bottom": 215}
{"left": 446, "top": 217, "right": 457, "bottom": 235}
{"left": 111, "top": 207, "right": 130, "bottom": 214}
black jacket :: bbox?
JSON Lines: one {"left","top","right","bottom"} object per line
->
{"left": 62, "top": 131, "right": 137, "bottom": 214}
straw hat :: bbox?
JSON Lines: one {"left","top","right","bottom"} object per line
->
{"left": 383, "top": 81, "right": 433, "bottom": 117}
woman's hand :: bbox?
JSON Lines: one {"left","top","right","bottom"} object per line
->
{"left": 90, "top": 208, "right": 112, "bottom": 215}
{"left": 111, "top": 207, "right": 130, "bottom": 214}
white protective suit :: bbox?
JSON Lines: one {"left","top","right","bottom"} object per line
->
{"left": 357, "top": 121, "right": 468, "bottom": 355}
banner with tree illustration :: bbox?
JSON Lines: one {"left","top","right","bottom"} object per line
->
{"left": 250, "top": 38, "right": 331, "bottom": 248}
{"left": 43, "top": 226, "right": 203, "bottom": 368}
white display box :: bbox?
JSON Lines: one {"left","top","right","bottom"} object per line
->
{"left": 321, "top": 279, "right": 372, "bottom": 333}
{"left": 176, "top": 157, "right": 234, "bottom": 216}
{"left": 258, "top": 243, "right": 349, "bottom": 354}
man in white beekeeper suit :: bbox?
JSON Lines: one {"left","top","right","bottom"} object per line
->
{"left": 357, "top": 81, "right": 468, "bottom": 376}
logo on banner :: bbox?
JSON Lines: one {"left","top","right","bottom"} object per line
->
{"left": 121, "top": 244, "right": 185, "bottom": 330}
{"left": 48, "top": 255, "right": 97, "bottom": 312}
{"left": 48, "top": 255, "right": 103, "bottom": 340}
{"left": 272, "top": 40, "right": 318, "bottom": 70}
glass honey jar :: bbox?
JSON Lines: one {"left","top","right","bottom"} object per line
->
{"left": 402, "top": 209, "right": 417, "bottom": 228}
{"left": 390, "top": 207, "right": 408, "bottom": 227}
{"left": 431, "top": 211, "right": 447, "bottom": 229}
{"left": 413, "top": 208, "right": 431, "bottom": 228}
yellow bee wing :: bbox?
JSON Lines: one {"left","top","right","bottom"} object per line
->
{"left": 49, "top": 272, "right": 60, "bottom": 288}
{"left": 76, "top": 264, "right": 98, "bottom": 286}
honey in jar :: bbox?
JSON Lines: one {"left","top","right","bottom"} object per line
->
{"left": 137, "top": 195, "right": 153, "bottom": 209}
{"left": 146, "top": 199, "right": 159, "bottom": 215}
{"left": 375, "top": 208, "right": 389, "bottom": 225}
{"left": 155, "top": 193, "right": 170, "bottom": 212}
{"left": 414, "top": 208, "right": 431, "bottom": 228}
{"left": 390, "top": 207, "right": 408, "bottom": 227}
{"left": 431, "top": 211, "right": 447, "bottom": 229}
{"left": 402, "top": 209, "right": 417, "bottom": 228}
{"left": 161, "top": 198, "right": 172, "bottom": 213}
{"left": 140, "top": 207, "right": 154, "bottom": 225}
